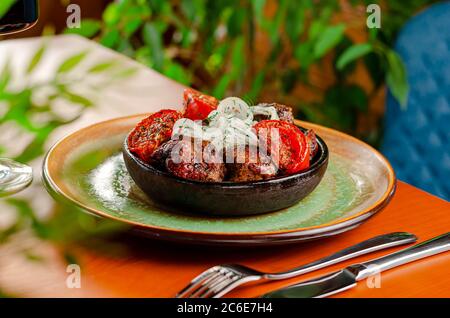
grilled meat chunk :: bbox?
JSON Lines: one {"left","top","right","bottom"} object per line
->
{"left": 255, "top": 103, "right": 294, "bottom": 123}
{"left": 305, "top": 129, "right": 319, "bottom": 159}
{"left": 166, "top": 139, "right": 225, "bottom": 182}
{"left": 149, "top": 139, "right": 179, "bottom": 169}
{"left": 227, "top": 146, "right": 277, "bottom": 182}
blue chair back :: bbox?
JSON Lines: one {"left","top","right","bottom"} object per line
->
{"left": 382, "top": 2, "right": 450, "bottom": 201}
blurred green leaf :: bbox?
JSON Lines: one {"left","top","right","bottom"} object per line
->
{"left": 3, "top": 89, "right": 35, "bottom": 132}
{"left": 164, "top": 61, "right": 191, "bottom": 85}
{"left": 336, "top": 43, "right": 372, "bottom": 70}
{"left": 26, "top": 45, "right": 46, "bottom": 74}
{"left": 57, "top": 51, "right": 89, "bottom": 74}
{"left": 100, "top": 29, "right": 120, "bottom": 48}
{"left": 313, "top": 24, "right": 345, "bottom": 58}
{"left": 294, "top": 42, "right": 314, "bottom": 70}
{"left": 252, "top": 0, "right": 266, "bottom": 23}
{"left": 14, "top": 122, "right": 58, "bottom": 162}
{"left": 88, "top": 60, "right": 118, "bottom": 73}
{"left": 123, "top": 18, "right": 143, "bottom": 37}
{"left": 213, "top": 73, "right": 233, "bottom": 99}
{"left": 244, "top": 70, "right": 266, "bottom": 102}
{"left": 0, "top": 61, "right": 12, "bottom": 92}
{"left": 267, "top": 0, "right": 287, "bottom": 43}
{"left": 64, "top": 19, "right": 101, "bottom": 37}
{"left": 385, "top": 49, "right": 409, "bottom": 108}
{"left": 0, "top": 0, "right": 16, "bottom": 19}
{"left": 227, "top": 7, "right": 245, "bottom": 38}
{"left": 142, "top": 23, "right": 164, "bottom": 70}
{"left": 231, "top": 37, "right": 245, "bottom": 70}
{"left": 285, "top": 4, "right": 305, "bottom": 43}
{"left": 181, "top": 0, "right": 196, "bottom": 22}
{"left": 113, "top": 67, "right": 139, "bottom": 79}
{"left": 24, "top": 250, "right": 45, "bottom": 262}
{"left": 102, "top": 3, "right": 121, "bottom": 26}
{"left": 309, "top": 20, "right": 326, "bottom": 40}
{"left": 61, "top": 89, "right": 93, "bottom": 107}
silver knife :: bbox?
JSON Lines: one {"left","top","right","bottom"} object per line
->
{"left": 262, "top": 232, "right": 450, "bottom": 298}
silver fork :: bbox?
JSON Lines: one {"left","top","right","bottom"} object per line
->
{"left": 175, "top": 232, "right": 417, "bottom": 298}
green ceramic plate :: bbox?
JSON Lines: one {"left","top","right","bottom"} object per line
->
{"left": 43, "top": 115, "right": 396, "bottom": 246}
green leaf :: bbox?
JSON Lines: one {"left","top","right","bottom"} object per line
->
{"left": 181, "top": 0, "right": 196, "bottom": 22}
{"left": 267, "top": 0, "right": 287, "bottom": 43}
{"left": 213, "top": 73, "right": 233, "bottom": 99}
{"left": 113, "top": 67, "right": 139, "bottom": 79}
{"left": 294, "top": 42, "right": 314, "bottom": 70}
{"left": 0, "top": 61, "right": 12, "bottom": 92}
{"left": 64, "top": 19, "right": 101, "bottom": 38}
{"left": 3, "top": 89, "right": 36, "bottom": 132}
{"left": 231, "top": 37, "right": 245, "bottom": 70}
{"left": 135, "top": 46, "right": 152, "bottom": 66}
{"left": 0, "top": 0, "right": 16, "bottom": 19}
{"left": 14, "top": 122, "right": 57, "bottom": 163}
{"left": 385, "top": 50, "right": 409, "bottom": 108}
{"left": 164, "top": 61, "right": 191, "bottom": 85}
{"left": 244, "top": 70, "right": 266, "bottom": 102}
{"left": 100, "top": 29, "right": 120, "bottom": 48}
{"left": 252, "top": 0, "right": 266, "bottom": 24}
{"left": 88, "top": 61, "right": 117, "bottom": 73}
{"left": 103, "top": 3, "right": 121, "bottom": 26}
{"left": 285, "top": 4, "right": 305, "bottom": 42}
{"left": 26, "top": 45, "right": 46, "bottom": 74}
{"left": 57, "top": 51, "right": 89, "bottom": 74}
{"left": 227, "top": 7, "right": 245, "bottom": 38}
{"left": 142, "top": 23, "right": 164, "bottom": 71}
{"left": 61, "top": 90, "right": 93, "bottom": 107}
{"left": 24, "top": 250, "right": 45, "bottom": 262}
{"left": 123, "top": 17, "right": 143, "bottom": 37}
{"left": 336, "top": 43, "right": 372, "bottom": 70}
{"left": 313, "top": 24, "right": 345, "bottom": 58}
{"left": 308, "top": 20, "right": 325, "bottom": 40}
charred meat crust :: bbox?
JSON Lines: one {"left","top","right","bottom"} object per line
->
{"left": 254, "top": 102, "right": 294, "bottom": 123}
{"left": 165, "top": 139, "right": 226, "bottom": 182}
{"left": 226, "top": 146, "right": 277, "bottom": 182}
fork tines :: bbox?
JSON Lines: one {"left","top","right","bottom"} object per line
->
{"left": 176, "top": 266, "right": 241, "bottom": 298}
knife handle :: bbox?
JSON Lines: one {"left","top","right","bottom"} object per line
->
{"left": 354, "top": 232, "right": 450, "bottom": 281}
{"left": 264, "top": 232, "right": 416, "bottom": 280}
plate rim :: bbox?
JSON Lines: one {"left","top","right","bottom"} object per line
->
{"left": 42, "top": 114, "right": 396, "bottom": 240}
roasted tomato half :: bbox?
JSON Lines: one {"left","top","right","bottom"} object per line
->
{"left": 253, "top": 120, "right": 310, "bottom": 174}
{"left": 127, "top": 109, "right": 182, "bottom": 162}
{"left": 183, "top": 88, "right": 218, "bottom": 121}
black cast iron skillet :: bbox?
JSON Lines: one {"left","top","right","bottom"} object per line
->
{"left": 123, "top": 127, "right": 328, "bottom": 216}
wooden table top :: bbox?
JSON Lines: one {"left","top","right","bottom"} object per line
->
{"left": 0, "top": 36, "right": 449, "bottom": 298}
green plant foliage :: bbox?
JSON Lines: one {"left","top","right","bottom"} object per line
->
{"left": 63, "top": 0, "right": 435, "bottom": 142}
{"left": 336, "top": 43, "right": 372, "bottom": 70}
{"left": 0, "top": 44, "right": 135, "bottom": 283}
{"left": 0, "top": 45, "right": 134, "bottom": 163}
